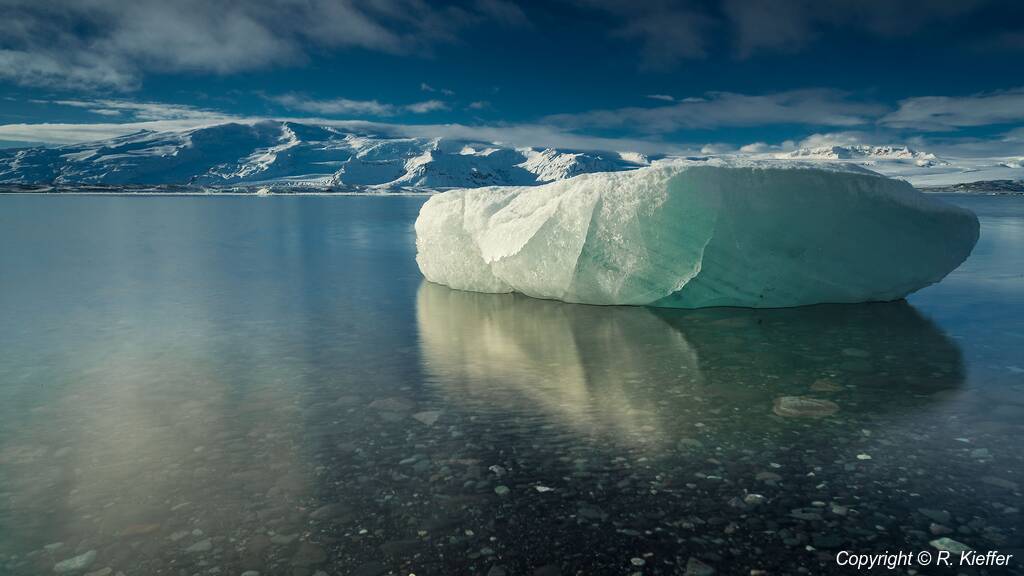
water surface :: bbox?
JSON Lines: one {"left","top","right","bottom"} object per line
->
{"left": 0, "top": 195, "right": 1021, "bottom": 575}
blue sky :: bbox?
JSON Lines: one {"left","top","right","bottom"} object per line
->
{"left": 2, "top": 0, "right": 1024, "bottom": 155}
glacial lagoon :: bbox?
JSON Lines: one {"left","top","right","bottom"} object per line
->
{"left": 0, "top": 194, "right": 1021, "bottom": 575}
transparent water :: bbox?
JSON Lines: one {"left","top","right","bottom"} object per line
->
{"left": 0, "top": 195, "right": 1021, "bottom": 575}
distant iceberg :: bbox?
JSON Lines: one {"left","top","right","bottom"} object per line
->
{"left": 414, "top": 161, "right": 979, "bottom": 308}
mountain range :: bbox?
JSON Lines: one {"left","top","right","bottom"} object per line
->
{"left": 1, "top": 120, "right": 1022, "bottom": 191}
{"left": 0, "top": 121, "right": 649, "bottom": 190}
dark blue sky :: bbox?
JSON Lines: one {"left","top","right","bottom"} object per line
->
{"left": 2, "top": 0, "right": 1024, "bottom": 153}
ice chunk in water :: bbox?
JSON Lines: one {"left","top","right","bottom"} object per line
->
{"left": 415, "top": 160, "right": 979, "bottom": 308}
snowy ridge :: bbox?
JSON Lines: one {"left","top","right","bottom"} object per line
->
{"left": 781, "top": 144, "right": 943, "bottom": 165}
{"left": 766, "top": 144, "right": 1024, "bottom": 188}
{"left": 0, "top": 120, "right": 649, "bottom": 189}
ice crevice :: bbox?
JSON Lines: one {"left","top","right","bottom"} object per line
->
{"left": 415, "top": 160, "right": 980, "bottom": 309}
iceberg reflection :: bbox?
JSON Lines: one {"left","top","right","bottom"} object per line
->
{"left": 417, "top": 281, "right": 965, "bottom": 448}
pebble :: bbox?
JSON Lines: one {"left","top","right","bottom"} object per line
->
{"left": 981, "top": 476, "right": 1019, "bottom": 490}
{"left": 291, "top": 542, "right": 327, "bottom": 566}
{"left": 310, "top": 503, "right": 348, "bottom": 520}
{"left": 350, "top": 561, "right": 387, "bottom": 576}
{"left": 494, "top": 485, "right": 510, "bottom": 496}
{"left": 772, "top": 396, "right": 839, "bottom": 418}
{"left": 630, "top": 557, "right": 646, "bottom": 566}
{"left": 919, "top": 508, "right": 951, "bottom": 524}
{"left": 270, "top": 533, "right": 298, "bottom": 545}
{"left": 929, "top": 537, "right": 973, "bottom": 553}
{"left": 369, "top": 397, "right": 416, "bottom": 412}
{"left": 412, "top": 410, "right": 441, "bottom": 426}
{"left": 184, "top": 538, "right": 212, "bottom": 553}
{"left": 54, "top": 550, "right": 97, "bottom": 574}
{"left": 810, "top": 378, "right": 843, "bottom": 392}
{"left": 685, "top": 557, "right": 715, "bottom": 575}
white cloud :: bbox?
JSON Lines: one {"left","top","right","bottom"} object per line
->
{"left": 547, "top": 89, "right": 886, "bottom": 133}
{"left": 882, "top": 88, "right": 1024, "bottom": 130}
{"left": 646, "top": 94, "right": 675, "bottom": 102}
{"left": 0, "top": 113, "right": 696, "bottom": 155}
{"left": 0, "top": 119, "right": 246, "bottom": 144}
{"left": 700, "top": 143, "right": 734, "bottom": 154}
{"left": 419, "top": 82, "right": 454, "bottom": 96}
{"left": 405, "top": 100, "right": 448, "bottom": 113}
{"left": 48, "top": 99, "right": 228, "bottom": 121}
{"left": 468, "top": 101, "right": 490, "bottom": 110}
{"left": 0, "top": 0, "right": 525, "bottom": 90}
{"left": 737, "top": 142, "right": 768, "bottom": 153}
{"left": 272, "top": 94, "right": 448, "bottom": 116}
{"left": 798, "top": 131, "right": 869, "bottom": 148}
{"left": 1, "top": 98, "right": 247, "bottom": 143}
{"left": 273, "top": 95, "right": 397, "bottom": 116}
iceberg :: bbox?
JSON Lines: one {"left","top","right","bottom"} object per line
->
{"left": 414, "top": 160, "right": 979, "bottom": 308}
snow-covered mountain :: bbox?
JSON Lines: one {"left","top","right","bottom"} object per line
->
{"left": 2, "top": 122, "right": 1022, "bottom": 191}
{"left": 0, "top": 121, "right": 649, "bottom": 190}
{"left": 780, "top": 144, "right": 946, "bottom": 167}
{"left": 767, "top": 144, "right": 1024, "bottom": 188}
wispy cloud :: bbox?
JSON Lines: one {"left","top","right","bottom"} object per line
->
{"left": 47, "top": 99, "right": 228, "bottom": 121}
{"left": 420, "top": 82, "right": 455, "bottom": 96}
{"left": 272, "top": 94, "right": 448, "bottom": 116}
{"left": 881, "top": 88, "right": 1024, "bottom": 131}
{"left": 405, "top": 100, "right": 448, "bottom": 113}
{"left": 797, "top": 131, "right": 871, "bottom": 148}
{"left": 547, "top": 89, "right": 886, "bottom": 133}
{"left": 646, "top": 94, "right": 675, "bottom": 102}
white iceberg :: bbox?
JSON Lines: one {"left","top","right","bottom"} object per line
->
{"left": 414, "top": 160, "right": 979, "bottom": 308}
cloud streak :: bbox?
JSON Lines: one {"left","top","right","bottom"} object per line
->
{"left": 547, "top": 89, "right": 886, "bottom": 133}
{"left": 882, "top": 88, "right": 1024, "bottom": 131}
{"left": 271, "top": 94, "right": 448, "bottom": 116}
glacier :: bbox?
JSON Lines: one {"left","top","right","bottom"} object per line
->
{"left": 415, "top": 160, "right": 980, "bottom": 308}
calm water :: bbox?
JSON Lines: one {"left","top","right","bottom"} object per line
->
{"left": 0, "top": 195, "right": 1021, "bottom": 576}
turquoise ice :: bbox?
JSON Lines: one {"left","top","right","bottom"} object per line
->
{"left": 414, "top": 161, "right": 979, "bottom": 308}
